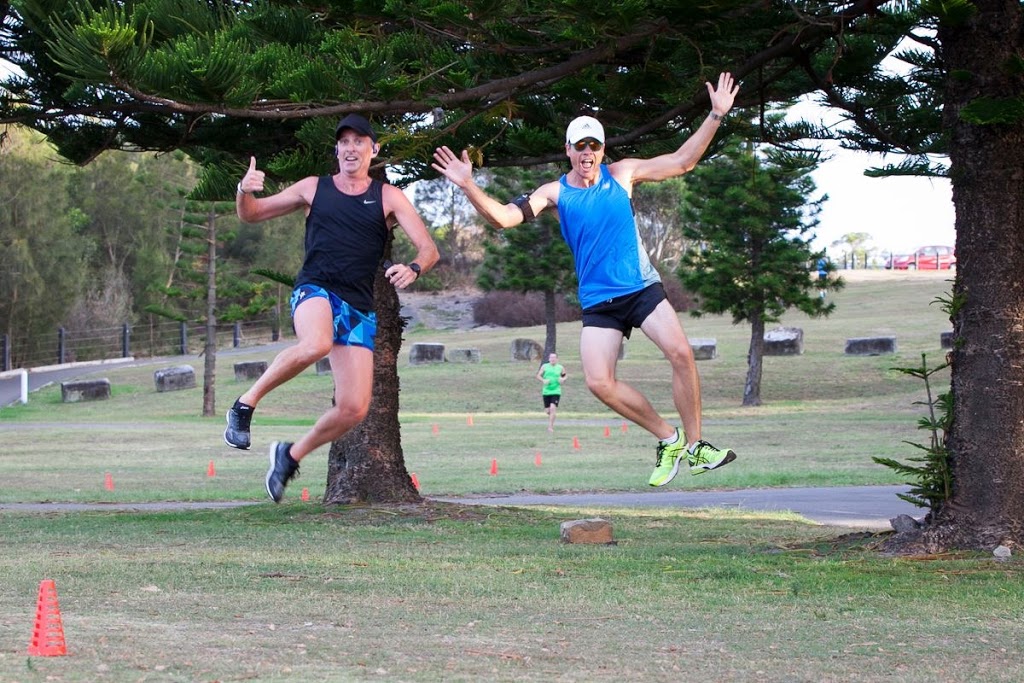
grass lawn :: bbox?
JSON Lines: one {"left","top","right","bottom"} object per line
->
{"left": 4, "top": 269, "right": 1020, "bottom": 683}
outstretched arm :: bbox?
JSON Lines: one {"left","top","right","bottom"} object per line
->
{"left": 615, "top": 72, "right": 740, "bottom": 186}
{"left": 431, "top": 146, "right": 550, "bottom": 229}
{"left": 236, "top": 156, "right": 314, "bottom": 223}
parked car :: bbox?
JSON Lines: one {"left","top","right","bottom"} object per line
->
{"left": 887, "top": 245, "right": 956, "bottom": 270}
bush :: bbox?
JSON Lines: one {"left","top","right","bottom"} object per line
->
{"left": 661, "top": 276, "right": 697, "bottom": 312}
{"left": 473, "top": 291, "right": 581, "bottom": 327}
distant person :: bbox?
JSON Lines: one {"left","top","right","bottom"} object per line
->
{"left": 225, "top": 114, "right": 439, "bottom": 502}
{"left": 817, "top": 257, "right": 828, "bottom": 299}
{"left": 536, "top": 352, "right": 567, "bottom": 432}
{"left": 432, "top": 73, "right": 739, "bottom": 487}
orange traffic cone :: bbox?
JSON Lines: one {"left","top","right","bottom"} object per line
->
{"left": 27, "top": 579, "right": 67, "bottom": 657}
{"left": 572, "top": 436, "right": 581, "bottom": 450}
{"left": 467, "top": 414, "right": 474, "bottom": 426}
{"left": 603, "top": 426, "right": 611, "bottom": 437}
{"left": 489, "top": 458, "right": 498, "bottom": 476}
{"left": 301, "top": 488, "right": 310, "bottom": 502}
{"left": 103, "top": 473, "right": 114, "bottom": 491}
{"left": 410, "top": 472, "right": 421, "bottom": 491}
{"left": 431, "top": 423, "right": 439, "bottom": 435}
{"left": 534, "top": 452, "right": 542, "bottom": 467}
{"left": 621, "top": 421, "right": 629, "bottom": 434}
{"left": 207, "top": 460, "right": 216, "bottom": 477}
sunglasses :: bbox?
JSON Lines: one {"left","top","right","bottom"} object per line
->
{"left": 572, "top": 139, "right": 603, "bottom": 152}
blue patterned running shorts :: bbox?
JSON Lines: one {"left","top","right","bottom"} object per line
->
{"left": 289, "top": 284, "right": 377, "bottom": 351}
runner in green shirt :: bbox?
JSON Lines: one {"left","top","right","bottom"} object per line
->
{"left": 536, "top": 352, "right": 567, "bottom": 432}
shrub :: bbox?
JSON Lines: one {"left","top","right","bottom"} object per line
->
{"left": 661, "top": 276, "right": 696, "bottom": 312}
{"left": 473, "top": 291, "right": 581, "bottom": 327}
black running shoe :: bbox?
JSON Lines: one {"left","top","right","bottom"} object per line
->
{"left": 266, "top": 441, "right": 300, "bottom": 503}
{"left": 224, "top": 400, "right": 254, "bottom": 450}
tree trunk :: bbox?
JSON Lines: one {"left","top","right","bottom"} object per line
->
{"left": 324, "top": 233, "right": 420, "bottom": 505}
{"left": 908, "top": 2, "right": 1024, "bottom": 551}
{"left": 202, "top": 207, "right": 217, "bottom": 418}
{"left": 743, "top": 313, "right": 765, "bottom": 407}
{"left": 543, "top": 288, "right": 557, "bottom": 357}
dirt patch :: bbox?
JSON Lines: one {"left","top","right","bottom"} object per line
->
{"left": 397, "top": 288, "right": 484, "bottom": 330}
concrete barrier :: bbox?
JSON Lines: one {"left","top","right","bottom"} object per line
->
{"left": 315, "top": 357, "right": 331, "bottom": 375}
{"left": 410, "top": 343, "right": 446, "bottom": 365}
{"left": 233, "top": 361, "right": 267, "bottom": 381}
{"left": 764, "top": 327, "right": 804, "bottom": 356}
{"left": 691, "top": 338, "right": 717, "bottom": 361}
{"left": 61, "top": 378, "right": 111, "bottom": 403}
{"left": 154, "top": 365, "right": 196, "bottom": 392}
{"left": 845, "top": 336, "right": 897, "bottom": 356}
{"left": 511, "top": 338, "right": 543, "bottom": 362}
{"left": 940, "top": 331, "right": 954, "bottom": 349}
{"left": 447, "top": 348, "right": 481, "bottom": 363}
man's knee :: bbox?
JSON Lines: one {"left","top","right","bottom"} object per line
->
{"left": 663, "top": 341, "right": 695, "bottom": 369}
{"left": 295, "top": 338, "right": 334, "bottom": 365}
{"left": 333, "top": 395, "right": 370, "bottom": 425}
{"left": 585, "top": 375, "right": 614, "bottom": 400}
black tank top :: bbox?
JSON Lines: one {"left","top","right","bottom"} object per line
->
{"left": 295, "top": 176, "right": 388, "bottom": 312}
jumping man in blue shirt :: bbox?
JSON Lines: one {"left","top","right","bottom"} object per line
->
{"left": 432, "top": 73, "right": 740, "bottom": 487}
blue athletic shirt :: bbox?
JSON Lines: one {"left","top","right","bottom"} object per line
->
{"left": 556, "top": 164, "right": 661, "bottom": 309}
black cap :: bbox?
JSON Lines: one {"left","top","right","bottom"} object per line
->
{"left": 334, "top": 113, "right": 377, "bottom": 142}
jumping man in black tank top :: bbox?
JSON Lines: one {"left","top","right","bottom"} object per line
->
{"left": 226, "top": 114, "right": 439, "bottom": 502}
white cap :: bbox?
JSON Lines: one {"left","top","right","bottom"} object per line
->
{"left": 565, "top": 116, "right": 605, "bottom": 145}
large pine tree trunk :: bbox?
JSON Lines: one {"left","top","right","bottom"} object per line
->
{"left": 323, "top": 234, "right": 420, "bottom": 505}
{"left": 912, "top": 1, "right": 1024, "bottom": 550}
{"left": 743, "top": 314, "right": 765, "bottom": 407}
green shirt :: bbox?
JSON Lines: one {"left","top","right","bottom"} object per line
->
{"left": 539, "top": 363, "right": 565, "bottom": 396}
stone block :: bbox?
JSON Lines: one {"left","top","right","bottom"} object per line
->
{"left": 691, "top": 338, "right": 717, "bottom": 361}
{"left": 511, "top": 338, "right": 543, "bottom": 362}
{"left": 233, "top": 361, "right": 268, "bottom": 381}
{"left": 315, "top": 357, "right": 332, "bottom": 375}
{"left": 560, "top": 518, "right": 615, "bottom": 545}
{"left": 410, "top": 342, "right": 446, "bottom": 365}
{"left": 940, "top": 331, "right": 954, "bottom": 349}
{"left": 447, "top": 348, "right": 481, "bottom": 363}
{"left": 61, "top": 378, "right": 111, "bottom": 403}
{"left": 154, "top": 365, "right": 195, "bottom": 393}
{"left": 764, "top": 327, "right": 804, "bottom": 356}
{"left": 845, "top": 336, "right": 897, "bottom": 356}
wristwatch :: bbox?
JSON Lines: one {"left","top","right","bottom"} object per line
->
{"left": 409, "top": 262, "right": 421, "bottom": 278}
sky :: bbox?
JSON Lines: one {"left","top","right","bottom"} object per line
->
{"left": 804, "top": 142, "right": 955, "bottom": 258}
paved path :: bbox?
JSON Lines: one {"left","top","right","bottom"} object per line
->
{"left": 1, "top": 486, "right": 920, "bottom": 530}
{"left": 437, "top": 485, "right": 920, "bottom": 530}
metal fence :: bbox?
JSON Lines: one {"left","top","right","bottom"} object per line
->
{"left": 1, "top": 315, "right": 288, "bottom": 372}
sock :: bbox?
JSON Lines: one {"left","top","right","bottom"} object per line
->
{"left": 659, "top": 429, "right": 680, "bottom": 446}
{"left": 233, "top": 398, "right": 254, "bottom": 413}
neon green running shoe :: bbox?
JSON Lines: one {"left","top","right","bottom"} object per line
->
{"left": 688, "top": 440, "right": 737, "bottom": 476}
{"left": 648, "top": 430, "right": 686, "bottom": 487}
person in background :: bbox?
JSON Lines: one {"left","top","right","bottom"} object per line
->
{"left": 536, "top": 352, "right": 567, "bottom": 432}
{"left": 817, "top": 257, "right": 829, "bottom": 299}
{"left": 432, "top": 74, "right": 740, "bottom": 487}
{"left": 225, "top": 114, "right": 439, "bottom": 502}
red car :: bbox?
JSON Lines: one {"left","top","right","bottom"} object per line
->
{"left": 888, "top": 245, "right": 956, "bottom": 270}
